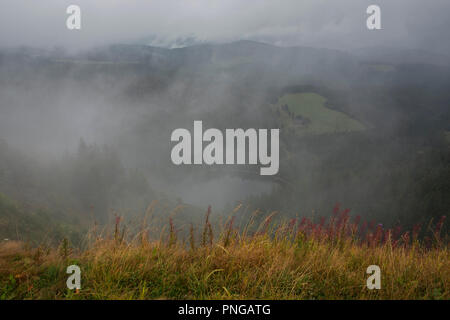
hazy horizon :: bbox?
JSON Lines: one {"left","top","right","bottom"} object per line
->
{"left": 1, "top": 1, "right": 449, "bottom": 218}
{"left": 1, "top": 0, "right": 450, "bottom": 55}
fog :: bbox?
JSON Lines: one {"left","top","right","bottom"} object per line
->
{"left": 1, "top": 0, "right": 450, "bottom": 55}
{"left": 0, "top": 1, "right": 449, "bottom": 231}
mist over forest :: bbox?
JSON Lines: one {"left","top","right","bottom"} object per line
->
{"left": 1, "top": 1, "right": 450, "bottom": 244}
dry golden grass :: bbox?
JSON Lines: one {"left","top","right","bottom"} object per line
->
{"left": 0, "top": 207, "right": 448, "bottom": 300}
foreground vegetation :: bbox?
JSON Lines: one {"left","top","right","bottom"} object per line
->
{"left": 0, "top": 205, "right": 448, "bottom": 300}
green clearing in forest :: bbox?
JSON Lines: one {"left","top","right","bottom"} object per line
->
{"left": 276, "top": 93, "right": 365, "bottom": 136}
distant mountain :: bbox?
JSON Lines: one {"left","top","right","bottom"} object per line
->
{"left": 354, "top": 46, "right": 450, "bottom": 67}
{"left": 3, "top": 41, "right": 450, "bottom": 69}
{"left": 3, "top": 41, "right": 450, "bottom": 94}
{"left": 170, "top": 40, "right": 355, "bottom": 67}
{"left": 138, "top": 34, "right": 207, "bottom": 49}
{"left": 2, "top": 41, "right": 450, "bottom": 97}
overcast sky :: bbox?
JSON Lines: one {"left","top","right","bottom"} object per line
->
{"left": 1, "top": 0, "right": 449, "bottom": 54}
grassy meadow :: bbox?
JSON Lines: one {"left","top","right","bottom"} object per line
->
{"left": 276, "top": 93, "right": 366, "bottom": 135}
{"left": 0, "top": 205, "right": 448, "bottom": 300}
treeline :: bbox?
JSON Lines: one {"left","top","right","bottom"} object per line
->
{"left": 0, "top": 138, "right": 156, "bottom": 242}
{"left": 248, "top": 132, "right": 449, "bottom": 229}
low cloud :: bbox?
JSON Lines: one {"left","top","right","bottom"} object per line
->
{"left": 0, "top": 0, "right": 449, "bottom": 54}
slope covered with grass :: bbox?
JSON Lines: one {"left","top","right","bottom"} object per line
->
{"left": 0, "top": 205, "right": 448, "bottom": 300}
{"left": 276, "top": 93, "right": 365, "bottom": 136}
